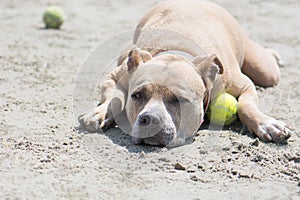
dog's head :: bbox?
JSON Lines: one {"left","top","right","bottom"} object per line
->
{"left": 124, "top": 46, "right": 223, "bottom": 147}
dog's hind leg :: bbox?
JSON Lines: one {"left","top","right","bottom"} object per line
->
{"left": 241, "top": 38, "right": 281, "bottom": 87}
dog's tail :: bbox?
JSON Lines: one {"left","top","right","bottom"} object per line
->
{"left": 268, "top": 48, "right": 285, "bottom": 67}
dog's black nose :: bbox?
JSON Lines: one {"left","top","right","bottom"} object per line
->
{"left": 138, "top": 113, "right": 152, "bottom": 126}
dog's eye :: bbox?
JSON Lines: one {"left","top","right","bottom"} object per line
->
{"left": 131, "top": 92, "right": 143, "bottom": 100}
{"left": 178, "top": 97, "right": 188, "bottom": 103}
{"left": 168, "top": 96, "right": 188, "bottom": 104}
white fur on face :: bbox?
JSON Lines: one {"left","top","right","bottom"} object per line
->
{"left": 131, "top": 99, "right": 176, "bottom": 139}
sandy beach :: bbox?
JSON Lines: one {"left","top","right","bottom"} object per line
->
{"left": 0, "top": 0, "right": 299, "bottom": 199}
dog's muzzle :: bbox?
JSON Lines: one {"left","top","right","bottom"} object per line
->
{"left": 131, "top": 112, "right": 176, "bottom": 146}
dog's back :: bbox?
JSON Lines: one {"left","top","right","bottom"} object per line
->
{"left": 134, "top": 0, "right": 245, "bottom": 68}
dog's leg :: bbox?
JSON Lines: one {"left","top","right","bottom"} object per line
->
{"left": 78, "top": 64, "right": 127, "bottom": 132}
{"left": 233, "top": 74, "right": 292, "bottom": 144}
{"left": 241, "top": 38, "right": 281, "bottom": 87}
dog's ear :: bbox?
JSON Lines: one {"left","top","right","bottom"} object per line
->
{"left": 193, "top": 54, "right": 223, "bottom": 90}
{"left": 127, "top": 46, "right": 152, "bottom": 72}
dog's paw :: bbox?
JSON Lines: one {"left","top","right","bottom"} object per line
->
{"left": 78, "top": 104, "right": 115, "bottom": 133}
{"left": 257, "top": 119, "right": 292, "bottom": 144}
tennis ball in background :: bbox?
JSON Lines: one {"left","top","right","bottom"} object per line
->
{"left": 207, "top": 92, "right": 238, "bottom": 126}
{"left": 43, "top": 6, "right": 65, "bottom": 29}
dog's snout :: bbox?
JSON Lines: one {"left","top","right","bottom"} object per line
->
{"left": 138, "top": 113, "right": 152, "bottom": 126}
{"left": 138, "top": 112, "right": 161, "bottom": 127}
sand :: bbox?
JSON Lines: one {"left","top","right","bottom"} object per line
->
{"left": 0, "top": 0, "right": 299, "bottom": 199}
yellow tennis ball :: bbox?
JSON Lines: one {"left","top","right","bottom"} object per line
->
{"left": 43, "top": 6, "right": 65, "bottom": 29}
{"left": 207, "top": 92, "right": 238, "bottom": 126}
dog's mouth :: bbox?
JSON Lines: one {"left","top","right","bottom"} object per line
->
{"left": 131, "top": 126, "right": 176, "bottom": 146}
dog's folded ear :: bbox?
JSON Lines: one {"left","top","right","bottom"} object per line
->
{"left": 127, "top": 45, "right": 152, "bottom": 72}
{"left": 193, "top": 54, "right": 224, "bottom": 90}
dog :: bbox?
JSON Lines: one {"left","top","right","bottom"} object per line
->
{"left": 79, "top": 0, "right": 292, "bottom": 147}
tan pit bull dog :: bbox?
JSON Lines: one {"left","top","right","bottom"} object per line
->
{"left": 79, "top": 0, "right": 292, "bottom": 147}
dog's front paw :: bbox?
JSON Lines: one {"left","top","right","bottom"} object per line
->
{"left": 257, "top": 119, "right": 292, "bottom": 144}
{"left": 78, "top": 104, "right": 115, "bottom": 132}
